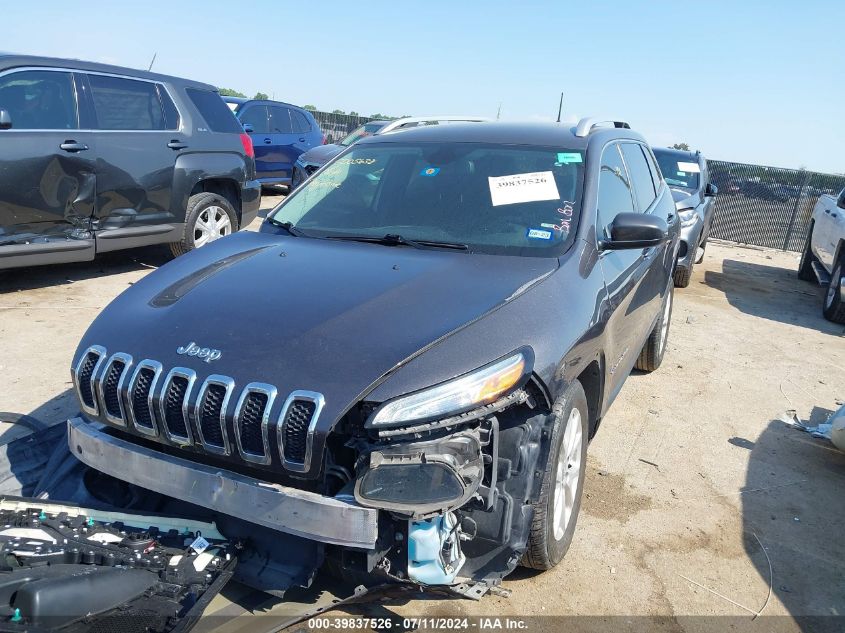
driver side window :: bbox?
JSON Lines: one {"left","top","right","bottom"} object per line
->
{"left": 597, "top": 144, "right": 635, "bottom": 237}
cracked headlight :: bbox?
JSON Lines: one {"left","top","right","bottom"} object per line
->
{"left": 367, "top": 352, "right": 527, "bottom": 428}
{"left": 677, "top": 207, "right": 697, "bottom": 227}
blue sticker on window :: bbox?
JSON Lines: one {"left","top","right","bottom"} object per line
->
{"left": 420, "top": 167, "right": 440, "bottom": 177}
{"left": 556, "top": 152, "right": 583, "bottom": 164}
{"left": 526, "top": 228, "right": 553, "bottom": 240}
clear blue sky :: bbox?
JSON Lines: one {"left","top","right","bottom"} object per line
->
{"left": 4, "top": 0, "right": 843, "bottom": 172}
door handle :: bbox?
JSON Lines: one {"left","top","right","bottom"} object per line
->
{"left": 167, "top": 140, "right": 188, "bottom": 150}
{"left": 264, "top": 138, "right": 272, "bottom": 144}
{"left": 59, "top": 141, "right": 89, "bottom": 153}
{"left": 824, "top": 208, "right": 831, "bottom": 214}
{"left": 298, "top": 138, "right": 306, "bottom": 143}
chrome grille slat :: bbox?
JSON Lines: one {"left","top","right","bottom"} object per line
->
{"left": 97, "top": 352, "right": 133, "bottom": 426}
{"left": 234, "top": 383, "right": 276, "bottom": 465}
{"left": 158, "top": 367, "right": 196, "bottom": 446}
{"left": 278, "top": 390, "right": 325, "bottom": 473}
{"left": 194, "top": 375, "right": 235, "bottom": 456}
{"left": 72, "top": 345, "right": 107, "bottom": 417}
{"left": 125, "top": 360, "right": 163, "bottom": 436}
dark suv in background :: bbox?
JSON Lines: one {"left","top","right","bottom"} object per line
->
{"left": 223, "top": 97, "right": 323, "bottom": 188}
{"left": 0, "top": 55, "right": 261, "bottom": 270}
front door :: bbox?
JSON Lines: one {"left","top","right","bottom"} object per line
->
{"left": 80, "top": 72, "right": 185, "bottom": 251}
{"left": 0, "top": 68, "right": 96, "bottom": 268}
{"left": 268, "top": 105, "right": 300, "bottom": 182}
{"left": 238, "top": 104, "right": 275, "bottom": 180}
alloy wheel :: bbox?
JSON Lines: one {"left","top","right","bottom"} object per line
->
{"left": 553, "top": 407, "right": 583, "bottom": 541}
{"left": 194, "top": 206, "right": 232, "bottom": 247}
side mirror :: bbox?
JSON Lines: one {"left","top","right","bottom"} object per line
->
{"left": 705, "top": 183, "right": 718, "bottom": 197}
{"left": 0, "top": 109, "right": 11, "bottom": 130}
{"left": 242, "top": 123, "right": 254, "bottom": 133}
{"left": 600, "top": 212, "right": 668, "bottom": 251}
{"left": 837, "top": 189, "right": 845, "bottom": 210}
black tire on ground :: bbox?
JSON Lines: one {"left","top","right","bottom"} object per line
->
{"left": 635, "top": 280, "right": 674, "bottom": 372}
{"left": 169, "top": 192, "right": 238, "bottom": 258}
{"left": 521, "top": 380, "right": 589, "bottom": 571}
{"left": 798, "top": 223, "right": 818, "bottom": 282}
{"left": 673, "top": 261, "right": 693, "bottom": 288}
{"left": 822, "top": 259, "right": 845, "bottom": 324}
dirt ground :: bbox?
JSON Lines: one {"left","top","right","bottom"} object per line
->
{"left": 1, "top": 191, "right": 843, "bottom": 632}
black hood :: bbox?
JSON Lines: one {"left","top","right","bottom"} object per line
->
{"left": 75, "top": 231, "right": 557, "bottom": 476}
{"left": 299, "top": 144, "right": 344, "bottom": 165}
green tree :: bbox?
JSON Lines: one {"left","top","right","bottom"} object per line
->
{"left": 349, "top": 111, "right": 359, "bottom": 117}
{"left": 369, "top": 113, "right": 386, "bottom": 119}
{"left": 219, "top": 88, "right": 246, "bottom": 98}
{"left": 332, "top": 109, "right": 345, "bottom": 115}
{"left": 303, "top": 104, "right": 317, "bottom": 111}
{"left": 671, "top": 142, "right": 690, "bottom": 151}
{"left": 253, "top": 92, "right": 269, "bottom": 100}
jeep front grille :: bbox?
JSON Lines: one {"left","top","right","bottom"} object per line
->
{"left": 72, "top": 350, "right": 326, "bottom": 472}
{"left": 98, "top": 353, "right": 132, "bottom": 425}
{"left": 279, "top": 391, "right": 325, "bottom": 472}
{"left": 234, "top": 383, "right": 276, "bottom": 464}
{"left": 159, "top": 368, "right": 196, "bottom": 445}
{"left": 194, "top": 375, "right": 234, "bottom": 455}
{"left": 73, "top": 346, "right": 106, "bottom": 416}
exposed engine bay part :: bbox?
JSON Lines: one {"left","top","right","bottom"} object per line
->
{"left": 67, "top": 418, "right": 379, "bottom": 549}
{"left": 0, "top": 497, "right": 236, "bottom": 633}
{"left": 407, "top": 512, "right": 466, "bottom": 585}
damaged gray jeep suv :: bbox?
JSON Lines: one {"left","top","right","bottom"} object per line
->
{"left": 68, "top": 118, "right": 679, "bottom": 594}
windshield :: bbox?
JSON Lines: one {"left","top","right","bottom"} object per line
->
{"left": 655, "top": 152, "right": 700, "bottom": 190}
{"left": 269, "top": 142, "right": 585, "bottom": 257}
{"left": 340, "top": 122, "right": 387, "bottom": 147}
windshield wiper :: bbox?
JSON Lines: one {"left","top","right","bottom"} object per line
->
{"left": 326, "top": 233, "right": 469, "bottom": 251}
{"left": 266, "top": 217, "right": 308, "bottom": 237}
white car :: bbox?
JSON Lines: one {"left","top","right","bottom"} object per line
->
{"left": 799, "top": 187, "right": 845, "bottom": 322}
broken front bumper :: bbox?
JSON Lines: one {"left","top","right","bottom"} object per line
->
{"left": 68, "top": 417, "right": 378, "bottom": 549}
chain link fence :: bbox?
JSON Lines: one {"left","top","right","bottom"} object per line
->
{"left": 707, "top": 160, "right": 845, "bottom": 251}
{"left": 308, "top": 111, "right": 377, "bottom": 144}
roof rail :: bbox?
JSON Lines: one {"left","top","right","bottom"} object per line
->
{"left": 573, "top": 117, "right": 631, "bottom": 138}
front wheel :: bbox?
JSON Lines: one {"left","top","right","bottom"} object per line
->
{"left": 823, "top": 260, "right": 845, "bottom": 324}
{"left": 635, "top": 280, "right": 674, "bottom": 372}
{"left": 170, "top": 193, "right": 238, "bottom": 258}
{"left": 521, "top": 380, "right": 589, "bottom": 570}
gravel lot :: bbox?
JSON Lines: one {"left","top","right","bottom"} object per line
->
{"left": 1, "top": 191, "right": 843, "bottom": 631}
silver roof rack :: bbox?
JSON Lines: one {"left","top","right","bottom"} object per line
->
{"left": 573, "top": 117, "right": 631, "bottom": 137}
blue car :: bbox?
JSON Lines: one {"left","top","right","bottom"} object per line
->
{"left": 223, "top": 97, "right": 323, "bottom": 187}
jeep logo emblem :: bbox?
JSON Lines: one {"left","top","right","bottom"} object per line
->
{"left": 176, "top": 341, "right": 222, "bottom": 363}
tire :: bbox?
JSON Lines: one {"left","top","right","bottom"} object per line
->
{"left": 170, "top": 193, "right": 238, "bottom": 258}
{"left": 673, "top": 261, "right": 693, "bottom": 288}
{"left": 635, "top": 280, "right": 674, "bottom": 372}
{"left": 521, "top": 380, "right": 589, "bottom": 571}
{"left": 798, "top": 223, "right": 818, "bottom": 282}
{"left": 823, "top": 259, "right": 845, "bottom": 324}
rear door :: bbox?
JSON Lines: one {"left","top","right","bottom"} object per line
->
{"left": 596, "top": 143, "right": 651, "bottom": 398}
{"left": 268, "top": 105, "right": 300, "bottom": 181}
{"left": 238, "top": 104, "right": 274, "bottom": 179}
{"left": 0, "top": 68, "right": 96, "bottom": 268}
{"left": 81, "top": 72, "right": 185, "bottom": 251}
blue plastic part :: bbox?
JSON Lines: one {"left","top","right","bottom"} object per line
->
{"left": 407, "top": 514, "right": 464, "bottom": 585}
{"left": 10, "top": 608, "right": 21, "bottom": 622}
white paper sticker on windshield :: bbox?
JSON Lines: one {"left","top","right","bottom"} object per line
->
{"left": 677, "top": 162, "right": 700, "bottom": 173}
{"left": 488, "top": 171, "right": 560, "bottom": 207}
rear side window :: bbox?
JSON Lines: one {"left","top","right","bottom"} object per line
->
{"left": 239, "top": 105, "right": 270, "bottom": 134}
{"left": 597, "top": 144, "right": 635, "bottom": 236}
{"left": 290, "top": 109, "right": 312, "bottom": 133}
{"left": 0, "top": 69, "right": 77, "bottom": 130}
{"left": 269, "top": 106, "right": 293, "bottom": 134}
{"left": 185, "top": 88, "right": 242, "bottom": 133}
{"left": 88, "top": 74, "right": 166, "bottom": 130}
{"left": 642, "top": 146, "right": 663, "bottom": 192}
{"left": 620, "top": 143, "right": 656, "bottom": 211}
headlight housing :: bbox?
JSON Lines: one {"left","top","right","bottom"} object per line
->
{"left": 367, "top": 352, "right": 528, "bottom": 428}
{"left": 677, "top": 207, "right": 697, "bottom": 227}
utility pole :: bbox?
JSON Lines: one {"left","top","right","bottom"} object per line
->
{"left": 556, "top": 92, "right": 564, "bottom": 123}
{"left": 496, "top": 102, "right": 502, "bottom": 120}
{"left": 148, "top": 53, "right": 157, "bottom": 71}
